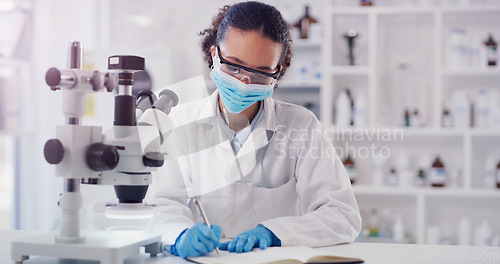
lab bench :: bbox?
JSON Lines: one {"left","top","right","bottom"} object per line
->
{"left": 1, "top": 229, "right": 499, "bottom": 264}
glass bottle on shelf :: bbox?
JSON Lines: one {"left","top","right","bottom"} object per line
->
{"left": 410, "top": 108, "right": 422, "bottom": 127}
{"left": 372, "top": 147, "right": 386, "bottom": 187}
{"left": 416, "top": 156, "right": 428, "bottom": 187}
{"left": 442, "top": 107, "right": 453, "bottom": 127}
{"left": 430, "top": 156, "right": 446, "bottom": 187}
{"left": 496, "top": 159, "right": 500, "bottom": 189}
{"left": 404, "top": 108, "right": 410, "bottom": 127}
{"left": 294, "top": 5, "right": 317, "bottom": 39}
{"left": 360, "top": 0, "right": 373, "bottom": 6}
{"left": 484, "top": 34, "right": 497, "bottom": 67}
{"left": 367, "top": 208, "right": 379, "bottom": 237}
{"left": 387, "top": 167, "right": 399, "bottom": 186}
{"left": 416, "top": 168, "right": 426, "bottom": 187}
{"left": 378, "top": 209, "right": 393, "bottom": 239}
{"left": 343, "top": 153, "right": 356, "bottom": 184}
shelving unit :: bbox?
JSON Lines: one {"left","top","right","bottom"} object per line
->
{"left": 273, "top": 36, "right": 324, "bottom": 119}
{"left": 321, "top": 1, "right": 500, "bottom": 245}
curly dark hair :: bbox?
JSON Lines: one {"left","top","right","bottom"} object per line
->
{"left": 199, "top": 1, "right": 292, "bottom": 80}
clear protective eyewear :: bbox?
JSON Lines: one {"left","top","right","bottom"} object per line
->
{"left": 216, "top": 47, "right": 281, "bottom": 85}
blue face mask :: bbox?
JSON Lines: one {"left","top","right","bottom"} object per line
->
{"left": 210, "top": 52, "right": 275, "bottom": 114}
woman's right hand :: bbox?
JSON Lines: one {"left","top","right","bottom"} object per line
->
{"left": 170, "top": 223, "right": 221, "bottom": 258}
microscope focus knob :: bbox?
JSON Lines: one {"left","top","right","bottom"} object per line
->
{"left": 89, "top": 71, "right": 104, "bottom": 91}
{"left": 86, "top": 143, "right": 119, "bottom": 171}
{"left": 104, "top": 72, "right": 117, "bottom": 92}
{"left": 45, "top": 68, "right": 61, "bottom": 88}
{"left": 44, "top": 139, "right": 64, "bottom": 164}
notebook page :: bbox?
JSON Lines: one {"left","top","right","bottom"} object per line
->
{"left": 189, "top": 247, "right": 303, "bottom": 264}
{"left": 188, "top": 246, "right": 351, "bottom": 264}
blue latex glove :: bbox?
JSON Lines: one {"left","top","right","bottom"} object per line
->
{"left": 170, "top": 223, "right": 221, "bottom": 258}
{"left": 219, "top": 225, "right": 281, "bottom": 253}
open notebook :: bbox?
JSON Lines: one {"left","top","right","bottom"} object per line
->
{"left": 188, "top": 245, "right": 364, "bottom": 264}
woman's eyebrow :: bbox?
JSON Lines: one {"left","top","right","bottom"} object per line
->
{"left": 227, "top": 55, "right": 273, "bottom": 71}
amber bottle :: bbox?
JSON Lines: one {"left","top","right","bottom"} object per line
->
{"left": 484, "top": 34, "right": 497, "bottom": 67}
{"left": 343, "top": 154, "right": 356, "bottom": 184}
{"left": 430, "top": 156, "right": 446, "bottom": 187}
{"left": 496, "top": 160, "right": 500, "bottom": 189}
{"left": 294, "top": 6, "right": 317, "bottom": 39}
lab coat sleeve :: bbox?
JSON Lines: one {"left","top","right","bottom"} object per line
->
{"left": 259, "top": 117, "right": 361, "bottom": 247}
{"left": 146, "top": 157, "right": 195, "bottom": 246}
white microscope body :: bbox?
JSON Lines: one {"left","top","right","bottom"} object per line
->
{"left": 11, "top": 42, "right": 178, "bottom": 264}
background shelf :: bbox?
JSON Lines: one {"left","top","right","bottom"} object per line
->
{"left": 323, "top": 0, "right": 500, "bottom": 246}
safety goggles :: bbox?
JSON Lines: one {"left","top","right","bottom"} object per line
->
{"left": 216, "top": 47, "right": 281, "bottom": 85}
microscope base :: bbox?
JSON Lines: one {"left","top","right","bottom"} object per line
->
{"left": 11, "top": 231, "right": 162, "bottom": 264}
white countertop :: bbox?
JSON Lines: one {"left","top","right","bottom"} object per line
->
{"left": 2, "top": 229, "right": 499, "bottom": 264}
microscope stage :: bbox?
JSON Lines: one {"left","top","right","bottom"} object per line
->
{"left": 11, "top": 231, "right": 161, "bottom": 264}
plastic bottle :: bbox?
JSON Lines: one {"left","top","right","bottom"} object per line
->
{"left": 469, "top": 32, "right": 483, "bottom": 69}
{"left": 342, "top": 153, "right": 356, "bottom": 184}
{"left": 458, "top": 217, "right": 471, "bottom": 246}
{"left": 335, "top": 89, "right": 351, "bottom": 128}
{"left": 367, "top": 208, "right": 379, "bottom": 237}
{"left": 442, "top": 107, "right": 453, "bottom": 127}
{"left": 492, "top": 235, "right": 500, "bottom": 247}
{"left": 353, "top": 90, "right": 367, "bottom": 127}
{"left": 440, "top": 225, "right": 452, "bottom": 245}
{"left": 451, "top": 90, "right": 471, "bottom": 128}
{"left": 294, "top": 5, "right": 317, "bottom": 39}
{"left": 449, "top": 29, "right": 466, "bottom": 68}
{"left": 372, "top": 147, "right": 386, "bottom": 186}
{"left": 484, "top": 34, "right": 498, "bottom": 67}
{"left": 484, "top": 157, "right": 496, "bottom": 189}
{"left": 392, "top": 214, "right": 405, "bottom": 243}
{"left": 474, "top": 220, "right": 493, "bottom": 246}
{"left": 387, "top": 167, "right": 399, "bottom": 187}
{"left": 427, "top": 226, "right": 440, "bottom": 244}
{"left": 378, "top": 209, "right": 392, "bottom": 239}
{"left": 476, "top": 89, "right": 489, "bottom": 128}
{"left": 410, "top": 108, "right": 422, "bottom": 127}
{"left": 430, "top": 156, "right": 446, "bottom": 187}
{"left": 396, "top": 150, "right": 412, "bottom": 187}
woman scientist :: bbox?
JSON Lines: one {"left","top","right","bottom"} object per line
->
{"left": 148, "top": 1, "right": 361, "bottom": 258}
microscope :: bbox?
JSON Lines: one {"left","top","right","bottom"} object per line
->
{"left": 12, "top": 41, "right": 178, "bottom": 263}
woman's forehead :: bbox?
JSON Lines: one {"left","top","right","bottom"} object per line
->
{"left": 219, "top": 27, "right": 282, "bottom": 70}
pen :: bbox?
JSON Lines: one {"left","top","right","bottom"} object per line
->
{"left": 194, "top": 196, "right": 220, "bottom": 256}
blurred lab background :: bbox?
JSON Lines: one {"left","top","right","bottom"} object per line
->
{"left": 0, "top": 0, "right": 499, "bottom": 247}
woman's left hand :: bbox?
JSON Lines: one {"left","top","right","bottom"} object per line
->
{"left": 219, "top": 225, "right": 281, "bottom": 253}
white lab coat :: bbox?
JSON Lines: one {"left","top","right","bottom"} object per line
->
{"left": 147, "top": 90, "right": 361, "bottom": 248}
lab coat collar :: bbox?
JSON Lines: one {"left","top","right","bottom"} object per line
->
{"left": 194, "top": 90, "right": 279, "bottom": 156}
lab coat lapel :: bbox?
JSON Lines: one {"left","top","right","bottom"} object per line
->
{"left": 235, "top": 97, "right": 279, "bottom": 176}
{"left": 194, "top": 91, "right": 241, "bottom": 189}
{"left": 195, "top": 91, "right": 233, "bottom": 153}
